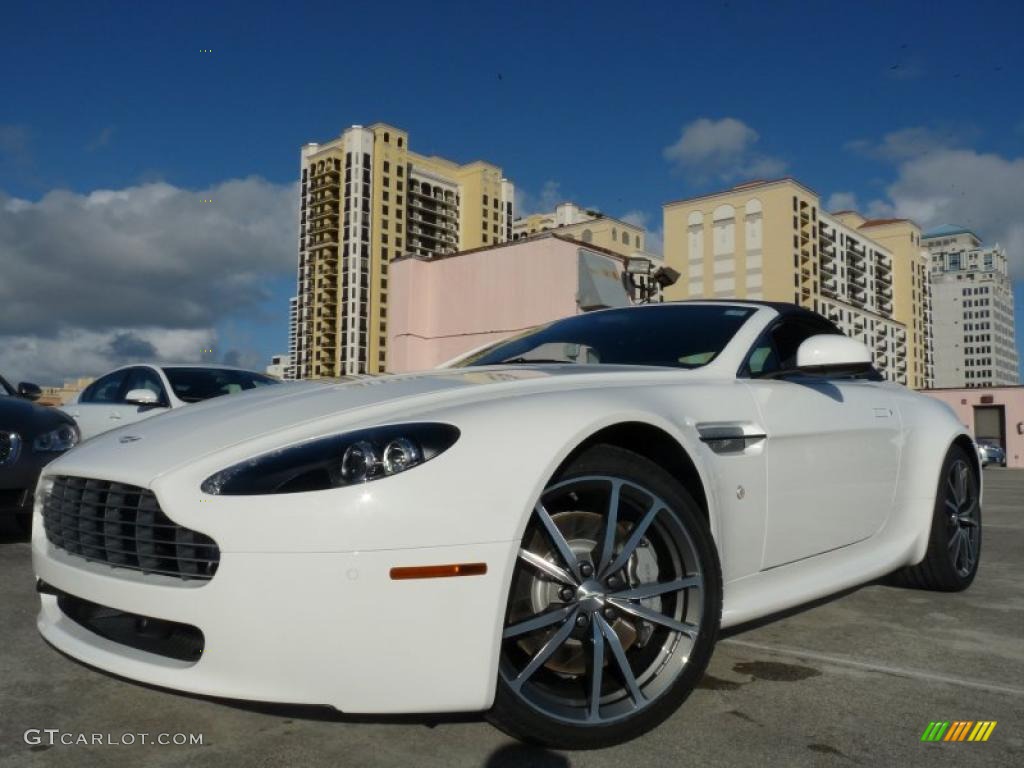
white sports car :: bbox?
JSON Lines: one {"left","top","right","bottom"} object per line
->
{"left": 32, "top": 301, "right": 980, "bottom": 748}
{"left": 64, "top": 364, "right": 278, "bottom": 440}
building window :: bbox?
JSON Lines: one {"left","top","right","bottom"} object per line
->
{"left": 383, "top": 161, "right": 390, "bottom": 172}
{"left": 384, "top": 132, "right": 390, "bottom": 143}
{"left": 397, "top": 137, "right": 403, "bottom": 147}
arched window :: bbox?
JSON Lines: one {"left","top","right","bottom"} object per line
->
{"left": 581, "top": 229, "right": 593, "bottom": 243}
{"left": 384, "top": 132, "right": 390, "bottom": 143}
{"left": 712, "top": 205, "right": 735, "bottom": 256}
{"left": 744, "top": 198, "right": 763, "bottom": 251}
{"left": 688, "top": 211, "right": 704, "bottom": 264}
{"left": 622, "top": 232, "right": 630, "bottom": 246}
{"left": 612, "top": 228, "right": 618, "bottom": 241}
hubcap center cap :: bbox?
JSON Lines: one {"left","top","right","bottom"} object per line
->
{"left": 576, "top": 580, "right": 607, "bottom": 613}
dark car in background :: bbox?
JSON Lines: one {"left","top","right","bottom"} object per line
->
{"left": 0, "top": 374, "right": 79, "bottom": 533}
{"left": 977, "top": 439, "right": 1007, "bottom": 468}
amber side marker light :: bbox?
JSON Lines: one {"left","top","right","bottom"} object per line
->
{"left": 390, "top": 563, "right": 488, "bottom": 580}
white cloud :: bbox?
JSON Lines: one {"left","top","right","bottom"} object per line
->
{"left": 878, "top": 148, "right": 1024, "bottom": 278}
{"left": 515, "top": 180, "right": 563, "bottom": 216}
{"left": 1, "top": 328, "right": 215, "bottom": 387}
{"left": 0, "top": 177, "right": 296, "bottom": 384}
{"left": 825, "top": 192, "right": 859, "bottom": 212}
{"left": 86, "top": 126, "right": 115, "bottom": 152}
{"left": 663, "top": 117, "right": 786, "bottom": 183}
{"left": 845, "top": 126, "right": 964, "bottom": 162}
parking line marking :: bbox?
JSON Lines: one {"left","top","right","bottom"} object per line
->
{"left": 722, "top": 638, "right": 1024, "bottom": 697}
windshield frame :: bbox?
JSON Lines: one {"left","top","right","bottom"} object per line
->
{"left": 455, "top": 304, "right": 757, "bottom": 371}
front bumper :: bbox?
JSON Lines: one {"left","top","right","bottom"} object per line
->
{"left": 31, "top": 437, "right": 527, "bottom": 714}
{"left": 35, "top": 535, "right": 517, "bottom": 712}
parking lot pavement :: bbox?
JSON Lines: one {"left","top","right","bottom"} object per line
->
{"left": 1, "top": 469, "right": 1021, "bottom": 768}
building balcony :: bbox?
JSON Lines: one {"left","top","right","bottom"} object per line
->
{"left": 408, "top": 196, "right": 458, "bottom": 221}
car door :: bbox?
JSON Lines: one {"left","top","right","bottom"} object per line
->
{"left": 741, "top": 315, "right": 902, "bottom": 569}
{"left": 66, "top": 369, "right": 129, "bottom": 439}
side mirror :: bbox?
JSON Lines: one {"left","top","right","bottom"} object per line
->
{"left": 124, "top": 388, "right": 160, "bottom": 406}
{"left": 796, "top": 335, "right": 873, "bottom": 377}
{"left": 17, "top": 382, "right": 42, "bottom": 401}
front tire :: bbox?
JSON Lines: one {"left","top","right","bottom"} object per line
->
{"left": 893, "top": 444, "right": 981, "bottom": 591}
{"left": 488, "top": 445, "right": 722, "bottom": 749}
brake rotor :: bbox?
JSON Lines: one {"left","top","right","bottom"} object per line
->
{"left": 514, "top": 510, "right": 646, "bottom": 677}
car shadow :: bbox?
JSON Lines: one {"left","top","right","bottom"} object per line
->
{"left": 720, "top": 582, "right": 872, "bottom": 638}
{"left": 485, "top": 744, "right": 570, "bottom": 767}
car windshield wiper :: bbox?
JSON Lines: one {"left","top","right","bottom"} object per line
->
{"left": 499, "top": 357, "right": 576, "bottom": 365}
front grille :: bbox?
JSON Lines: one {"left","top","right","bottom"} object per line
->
{"left": 42, "top": 476, "right": 219, "bottom": 581}
{"left": 55, "top": 589, "right": 205, "bottom": 662}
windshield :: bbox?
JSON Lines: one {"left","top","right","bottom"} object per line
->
{"left": 458, "top": 305, "right": 755, "bottom": 369}
{"left": 163, "top": 368, "right": 278, "bottom": 403}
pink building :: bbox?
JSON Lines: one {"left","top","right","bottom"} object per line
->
{"left": 387, "top": 234, "right": 630, "bottom": 372}
{"left": 921, "top": 387, "right": 1024, "bottom": 468}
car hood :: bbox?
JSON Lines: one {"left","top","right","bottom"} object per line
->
{"left": 0, "top": 397, "right": 74, "bottom": 436}
{"left": 49, "top": 364, "right": 689, "bottom": 482}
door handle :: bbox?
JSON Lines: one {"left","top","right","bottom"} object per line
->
{"left": 873, "top": 408, "right": 893, "bottom": 418}
{"left": 109, "top": 413, "right": 123, "bottom": 420}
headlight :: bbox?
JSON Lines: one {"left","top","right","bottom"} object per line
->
{"left": 201, "top": 423, "right": 460, "bottom": 495}
{"left": 32, "top": 423, "right": 80, "bottom": 452}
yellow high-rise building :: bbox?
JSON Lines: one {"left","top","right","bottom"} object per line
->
{"left": 662, "top": 178, "right": 933, "bottom": 387}
{"left": 291, "top": 123, "right": 515, "bottom": 378}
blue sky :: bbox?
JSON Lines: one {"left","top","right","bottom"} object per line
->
{"left": 1, "top": 0, "right": 1022, "bottom": 383}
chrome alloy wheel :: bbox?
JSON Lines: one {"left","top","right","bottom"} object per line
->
{"left": 945, "top": 458, "right": 980, "bottom": 578}
{"left": 499, "top": 475, "right": 705, "bottom": 725}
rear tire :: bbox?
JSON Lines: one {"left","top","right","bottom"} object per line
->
{"left": 892, "top": 445, "right": 980, "bottom": 592}
{"left": 487, "top": 444, "right": 722, "bottom": 749}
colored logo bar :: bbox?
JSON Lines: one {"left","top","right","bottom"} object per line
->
{"left": 921, "top": 721, "right": 997, "bottom": 742}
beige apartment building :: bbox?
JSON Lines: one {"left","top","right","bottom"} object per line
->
{"left": 923, "top": 225, "right": 1019, "bottom": 387}
{"left": 662, "top": 178, "right": 934, "bottom": 387}
{"left": 512, "top": 202, "right": 647, "bottom": 258}
{"left": 290, "top": 123, "right": 515, "bottom": 378}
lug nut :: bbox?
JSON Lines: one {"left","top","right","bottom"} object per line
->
{"left": 575, "top": 614, "right": 589, "bottom": 627}
{"left": 603, "top": 607, "right": 616, "bottom": 620}
{"left": 559, "top": 587, "right": 575, "bottom": 602}
{"left": 580, "top": 562, "right": 594, "bottom": 578}
{"left": 607, "top": 575, "right": 621, "bottom": 590}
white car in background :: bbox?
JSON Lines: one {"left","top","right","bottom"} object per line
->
{"left": 34, "top": 302, "right": 980, "bottom": 748}
{"left": 64, "top": 364, "right": 278, "bottom": 440}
